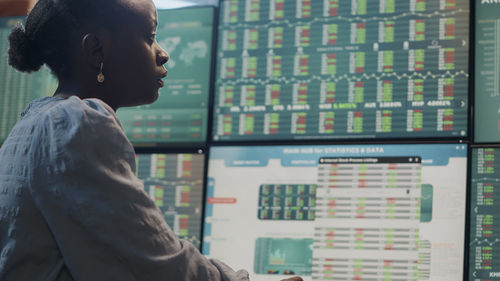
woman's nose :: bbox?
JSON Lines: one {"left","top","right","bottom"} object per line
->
{"left": 157, "top": 50, "right": 169, "bottom": 66}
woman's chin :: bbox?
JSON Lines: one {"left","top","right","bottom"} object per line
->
{"left": 148, "top": 91, "right": 160, "bottom": 104}
{"left": 153, "top": 90, "right": 160, "bottom": 101}
{"left": 137, "top": 91, "right": 160, "bottom": 106}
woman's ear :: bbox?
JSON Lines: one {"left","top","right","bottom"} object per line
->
{"left": 81, "top": 33, "right": 104, "bottom": 69}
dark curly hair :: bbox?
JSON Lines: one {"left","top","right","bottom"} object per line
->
{"left": 8, "top": 0, "right": 122, "bottom": 77}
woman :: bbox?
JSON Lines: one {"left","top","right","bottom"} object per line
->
{"left": 0, "top": 0, "right": 302, "bottom": 280}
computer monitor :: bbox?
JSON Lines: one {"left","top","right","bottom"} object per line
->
{"left": 136, "top": 151, "right": 205, "bottom": 248}
{"left": 475, "top": 3, "right": 500, "bottom": 143}
{"left": 211, "top": 0, "right": 469, "bottom": 141}
{"left": 469, "top": 147, "right": 500, "bottom": 280}
{"left": 204, "top": 144, "right": 467, "bottom": 280}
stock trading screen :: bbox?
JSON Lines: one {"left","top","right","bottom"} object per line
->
{"left": 117, "top": 7, "right": 214, "bottom": 145}
{"left": 475, "top": 2, "right": 500, "bottom": 143}
{"left": 135, "top": 153, "right": 205, "bottom": 248}
{"left": 204, "top": 144, "right": 467, "bottom": 281}
{"left": 212, "top": 0, "right": 469, "bottom": 141}
{"left": 470, "top": 148, "right": 500, "bottom": 281}
{"left": 0, "top": 17, "right": 57, "bottom": 143}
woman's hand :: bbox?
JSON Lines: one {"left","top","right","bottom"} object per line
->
{"left": 280, "top": 277, "right": 303, "bottom": 281}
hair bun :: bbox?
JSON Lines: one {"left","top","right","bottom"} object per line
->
{"left": 8, "top": 24, "right": 44, "bottom": 73}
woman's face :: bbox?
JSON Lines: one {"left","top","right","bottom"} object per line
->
{"left": 102, "top": 0, "right": 169, "bottom": 109}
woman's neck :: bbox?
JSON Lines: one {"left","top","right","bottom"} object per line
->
{"left": 53, "top": 78, "right": 118, "bottom": 111}
{"left": 53, "top": 78, "right": 81, "bottom": 98}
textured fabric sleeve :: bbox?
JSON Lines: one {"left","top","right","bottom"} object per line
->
{"left": 29, "top": 97, "right": 249, "bottom": 281}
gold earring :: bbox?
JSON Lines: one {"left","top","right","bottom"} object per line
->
{"left": 97, "top": 62, "right": 105, "bottom": 83}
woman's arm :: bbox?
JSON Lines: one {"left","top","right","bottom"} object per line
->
{"left": 29, "top": 97, "right": 249, "bottom": 281}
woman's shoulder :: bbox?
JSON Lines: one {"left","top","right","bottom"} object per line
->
{"left": 1, "top": 96, "right": 131, "bottom": 178}
{"left": 29, "top": 96, "right": 120, "bottom": 132}
{"left": 26, "top": 96, "right": 133, "bottom": 172}
{"left": 22, "top": 96, "right": 116, "bottom": 123}
{"left": 20, "top": 96, "right": 127, "bottom": 151}
{"left": 69, "top": 96, "right": 117, "bottom": 121}
{"left": 48, "top": 96, "right": 117, "bottom": 122}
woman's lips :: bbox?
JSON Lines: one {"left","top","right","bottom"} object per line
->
{"left": 157, "top": 79, "right": 164, "bottom": 88}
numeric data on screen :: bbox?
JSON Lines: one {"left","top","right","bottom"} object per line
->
{"left": 204, "top": 144, "right": 468, "bottom": 280}
{"left": 212, "top": 0, "right": 469, "bottom": 141}
{"left": 470, "top": 148, "right": 500, "bottom": 281}
{"left": 136, "top": 153, "right": 205, "bottom": 248}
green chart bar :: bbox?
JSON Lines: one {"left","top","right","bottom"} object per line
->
{"left": 323, "top": 82, "right": 336, "bottom": 104}
{"left": 413, "top": 79, "right": 424, "bottom": 102}
{"left": 325, "top": 24, "right": 338, "bottom": 45}
{"left": 224, "top": 58, "right": 236, "bottom": 78}
{"left": 296, "top": 54, "right": 309, "bottom": 76}
{"left": 226, "top": 0, "right": 238, "bottom": 23}
{"left": 245, "top": 0, "right": 260, "bottom": 21}
{"left": 246, "top": 29, "right": 258, "bottom": 50}
{"left": 243, "top": 114, "right": 254, "bottom": 135}
{"left": 266, "top": 113, "right": 279, "bottom": 135}
{"left": 272, "top": 0, "right": 284, "bottom": 20}
{"left": 323, "top": 54, "right": 336, "bottom": 75}
{"left": 321, "top": 112, "right": 335, "bottom": 134}
{"left": 383, "top": 21, "right": 395, "bottom": 42}
{"left": 223, "top": 115, "right": 233, "bottom": 135}
{"left": 223, "top": 86, "right": 234, "bottom": 107}
{"left": 355, "top": 22, "right": 366, "bottom": 44}
{"left": 298, "top": 25, "right": 310, "bottom": 47}
{"left": 381, "top": 81, "right": 393, "bottom": 102}
{"left": 383, "top": 51, "right": 394, "bottom": 72}
{"left": 325, "top": 0, "right": 338, "bottom": 16}
{"left": 267, "top": 84, "right": 281, "bottom": 105}
{"left": 413, "top": 110, "right": 423, "bottom": 132}
{"left": 354, "top": 0, "right": 367, "bottom": 15}
{"left": 381, "top": 110, "right": 392, "bottom": 133}
{"left": 244, "top": 57, "right": 258, "bottom": 78}
{"left": 226, "top": 30, "right": 237, "bottom": 50}
{"left": 383, "top": 0, "right": 395, "bottom": 13}
{"left": 268, "top": 55, "right": 282, "bottom": 77}
{"left": 415, "top": 0, "right": 425, "bottom": 12}
{"left": 243, "top": 85, "right": 256, "bottom": 106}
{"left": 270, "top": 27, "right": 283, "bottom": 48}
{"left": 353, "top": 111, "right": 363, "bottom": 133}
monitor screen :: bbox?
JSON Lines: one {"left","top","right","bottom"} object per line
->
{"left": 475, "top": 3, "right": 500, "bottom": 143}
{"left": 136, "top": 152, "right": 205, "bottom": 248}
{"left": 0, "top": 17, "right": 57, "bottom": 144}
{"left": 203, "top": 144, "right": 467, "bottom": 280}
{"left": 211, "top": 0, "right": 469, "bottom": 141}
{"left": 470, "top": 147, "right": 500, "bottom": 280}
{"left": 117, "top": 7, "right": 214, "bottom": 145}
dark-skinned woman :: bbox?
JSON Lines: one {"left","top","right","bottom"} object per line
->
{"left": 0, "top": 0, "right": 302, "bottom": 280}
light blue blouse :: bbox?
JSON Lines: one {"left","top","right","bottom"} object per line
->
{"left": 0, "top": 96, "right": 249, "bottom": 281}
